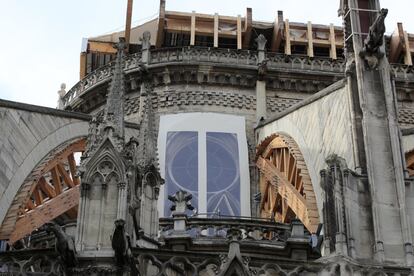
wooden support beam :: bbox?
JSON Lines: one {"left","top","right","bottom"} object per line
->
{"left": 155, "top": 0, "right": 166, "bottom": 48}
{"left": 51, "top": 166, "right": 62, "bottom": 194}
{"left": 307, "top": 21, "right": 314, "bottom": 58}
{"left": 257, "top": 156, "right": 318, "bottom": 233}
{"left": 38, "top": 177, "right": 56, "bottom": 199}
{"left": 389, "top": 23, "right": 405, "bottom": 63}
{"left": 9, "top": 186, "right": 80, "bottom": 244}
{"left": 33, "top": 188, "right": 42, "bottom": 206}
{"left": 403, "top": 30, "right": 413, "bottom": 66}
{"left": 41, "top": 139, "right": 85, "bottom": 175}
{"left": 190, "top": 11, "right": 196, "bottom": 46}
{"left": 329, "top": 24, "right": 337, "bottom": 60}
{"left": 26, "top": 200, "right": 35, "bottom": 211}
{"left": 68, "top": 153, "right": 80, "bottom": 186}
{"left": 80, "top": 53, "right": 87, "bottom": 80}
{"left": 284, "top": 19, "right": 291, "bottom": 55}
{"left": 57, "top": 163, "right": 74, "bottom": 188}
{"left": 124, "top": 0, "right": 134, "bottom": 49}
{"left": 271, "top": 11, "right": 283, "bottom": 52}
{"left": 242, "top": 8, "right": 252, "bottom": 49}
{"left": 237, "top": 15, "right": 242, "bottom": 50}
{"left": 214, "top": 13, "right": 219, "bottom": 48}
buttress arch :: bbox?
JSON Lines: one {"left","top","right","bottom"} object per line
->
{"left": 256, "top": 133, "right": 320, "bottom": 234}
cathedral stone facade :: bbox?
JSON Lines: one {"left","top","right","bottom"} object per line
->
{"left": 2, "top": 0, "right": 414, "bottom": 275}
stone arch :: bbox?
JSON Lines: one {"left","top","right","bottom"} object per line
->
{"left": 0, "top": 120, "right": 89, "bottom": 241}
{"left": 256, "top": 133, "right": 320, "bottom": 233}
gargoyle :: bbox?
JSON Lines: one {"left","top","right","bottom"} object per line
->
{"left": 363, "top": 8, "right": 388, "bottom": 55}
{"left": 111, "top": 219, "right": 132, "bottom": 267}
{"left": 359, "top": 8, "right": 388, "bottom": 69}
{"left": 44, "top": 222, "right": 78, "bottom": 268}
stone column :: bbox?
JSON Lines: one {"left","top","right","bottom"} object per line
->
{"left": 117, "top": 182, "right": 127, "bottom": 220}
{"left": 76, "top": 182, "right": 90, "bottom": 251}
{"left": 256, "top": 34, "right": 267, "bottom": 122}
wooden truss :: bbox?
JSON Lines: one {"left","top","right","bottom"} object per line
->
{"left": 406, "top": 150, "right": 414, "bottom": 177}
{"left": 256, "top": 134, "right": 319, "bottom": 233}
{"left": 8, "top": 139, "right": 86, "bottom": 244}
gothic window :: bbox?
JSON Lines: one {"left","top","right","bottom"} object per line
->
{"left": 158, "top": 113, "right": 250, "bottom": 217}
{"left": 165, "top": 131, "right": 198, "bottom": 216}
{"left": 207, "top": 132, "right": 240, "bottom": 216}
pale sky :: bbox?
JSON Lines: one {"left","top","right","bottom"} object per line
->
{"left": 0, "top": 0, "right": 412, "bottom": 108}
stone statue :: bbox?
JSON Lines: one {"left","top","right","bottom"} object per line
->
{"left": 44, "top": 222, "right": 77, "bottom": 268}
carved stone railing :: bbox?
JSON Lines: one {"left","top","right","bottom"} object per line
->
{"left": 391, "top": 63, "right": 414, "bottom": 81}
{"left": 150, "top": 46, "right": 258, "bottom": 66}
{"left": 61, "top": 51, "right": 142, "bottom": 108}
{"left": 61, "top": 46, "right": 352, "bottom": 109}
{"left": 267, "top": 52, "right": 345, "bottom": 73}
{"left": 159, "top": 216, "right": 292, "bottom": 242}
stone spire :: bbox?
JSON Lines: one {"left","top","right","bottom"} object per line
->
{"left": 104, "top": 37, "right": 126, "bottom": 139}
{"left": 137, "top": 81, "right": 159, "bottom": 171}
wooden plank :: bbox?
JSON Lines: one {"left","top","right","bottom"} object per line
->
{"left": 190, "top": 11, "right": 196, "bottom": 46}
{"left": 88, "top": 41, "right": 117, "bottom": 54}
{"left": 51, "top": 166, "right": 62, "bottom": 194}
{"left": 214, "top": 13, "right": 219, "bottom": 47}
{"left": 284, "top": 19, "right": 291, "bottom": 55}
{"left": 57, "top": 163, "right": 74, "bottom": 188}
{"left": 307, "top": 21, "right": 314, "bottom": 57}
{"left": 9, "top": 186, "right": 80, "bottom": 244}
{"left": 329, "top": 23, "right": 337, "bottom": 60}
{"left": 242, "top": 8, "right": 252, "bottom": 49}
{"left": 237, "top": 15, "right": 242, "bottom": 50}
{"left": 156, "top": 0, "right": 166, "bottom": 48}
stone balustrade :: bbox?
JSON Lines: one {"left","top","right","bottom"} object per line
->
{"left": 61, "top": 46, "right": 413, "bottom": 109}
{"left": 159, "top": 216, "right": 294, "bottom": 242}
{"left": 61, "top": 47, "right": 348, "bottom": 109}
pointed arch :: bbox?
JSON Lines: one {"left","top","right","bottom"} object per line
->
{"left": 83, "top": 138, "right": 126, "bottom": 184}
{"left": 256, "top": 133, "right": 320, "bottom": 233}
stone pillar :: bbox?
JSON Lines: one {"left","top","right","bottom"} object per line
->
{"left": 287, "top": 219, "right": 308, "bottom": 261}
{"left": 117, "top": 182, "right": 127, "bottom": 220}
{"left": 256, "top": 34, "right": 267, "bottom": 122}
{"left": 164, "top": 190, "right": 194, "bottom": 250}
{"left": 169, "top": 190, "right": 193, "bottom": 233}
{"left": 76, "top": 182, "right": 90, "bottom": 251}
{"left": 342, "top": 0, "right": 413, "bottom": 264}
{"left": 141, "top": 31, "right": 151, "bottom": 64}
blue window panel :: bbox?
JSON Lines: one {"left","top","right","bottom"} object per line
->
{"left": 165, "top": 131, "right": 198, "bottom": 216}
{"left": 206, "top": 132, "right": 240, "bottom": 216}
